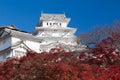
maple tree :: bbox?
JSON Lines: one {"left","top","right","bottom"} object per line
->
{"left": 0, "top": 33, "right": 120, "bottom": 80}
{"left": 78, "top": 20, "right": 120, "bottom": 48}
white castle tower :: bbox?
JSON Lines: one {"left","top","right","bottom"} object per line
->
{"left": 33, "top": 13, "right": 85, "bottom": 52}
{"left": 0, "top": 13, "right": 85, "bottom": 61}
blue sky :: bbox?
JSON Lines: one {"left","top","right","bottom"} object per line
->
{"left": 0, "top": 0, "right": 120, "bottom": 35}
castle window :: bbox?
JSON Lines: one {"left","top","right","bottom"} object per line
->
{"left": 53, "top": 23, "right": 56, "bottom": 25}
{"left": 47, "top": 23, "right": 48, "bottom": 25}
{"left": 54, "top": 29, "right": 57, "bottom": 31}
{"left": 60, "top": 23, "right": 61, "bottom": 26}
{"left": 56, "top": 23, "right": 58, "bottom": 25}
{"left": 52, "top": 23, "right": 58, "bottom": 25}
{"left": 50, "top": 23, "right": 52, "bottom": 25}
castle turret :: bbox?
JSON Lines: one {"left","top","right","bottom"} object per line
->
{"left": 34, "top": 13, "right": 85, "bottom": 52}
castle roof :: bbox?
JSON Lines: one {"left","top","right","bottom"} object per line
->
{"left": 0, "top": 26, "right": 42, "bottom": 42}
{"left": 37, "top": 13, "right": 71, "bottom": 26}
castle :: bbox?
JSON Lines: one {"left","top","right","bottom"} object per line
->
{"left": 0, "top": 13, "right": 85, "bottom": 61}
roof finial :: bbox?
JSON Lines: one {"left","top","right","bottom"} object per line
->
{"left": 63, "top": 11, "right": 66, "bottom": 17}
{"left": 41, "top": 10, "right": 43, "bottom": 15}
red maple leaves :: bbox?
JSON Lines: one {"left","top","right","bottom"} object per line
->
{"left": 0, "top": 33, "right": 120, "bottom": 80}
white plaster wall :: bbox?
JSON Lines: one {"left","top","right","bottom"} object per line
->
{"left": 13, "top": 47, "right": 26, "bottom": 58}
{"left": 11, "top": 37, "right": 40, "bottom": 53}
{"left": 24, "top": 40, "right": 40, "bottom": 53}
{"left": 0, "top": 37, "right": 11, "bottom": 51}
{"left": 40, "top": 44, "right": 56, "bottom": 52}
{"left": 62, "top": 22, "right": 67, "bottom": 27}
{"left": 52, "top": 33, "right": 59, "bottom": 37}
{"left": 43, "top": 21, "right": 48, "bottom": 27}
{"left": 11, "top": 37, "right": 21, "bottom": 45}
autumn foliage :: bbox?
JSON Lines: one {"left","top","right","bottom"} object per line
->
{"left": 1, "top": 33, "right": 120, "bottom": 80}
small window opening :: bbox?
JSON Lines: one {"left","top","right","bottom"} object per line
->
{"left": 60, "top": 23, "right": 61, "bottom": 26}
{"left": 53, "top": 23, "right": 56, "bottom": 25}
{"left": 54, "top": 29, "right": 57, "bottom": 31}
